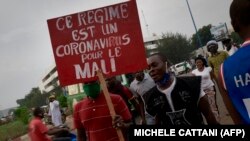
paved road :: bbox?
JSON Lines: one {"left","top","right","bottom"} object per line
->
{"left": 214, "top": 82, "right": 234, "bottom": 124}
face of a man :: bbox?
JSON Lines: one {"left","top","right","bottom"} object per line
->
{"left": 49, "top": 98, "right": 55, "bottom": 102}
{"left": 207, "top": 44, "right": 218, "bottom": 54}
{"left": 36, "top": 108, "right": 45, "bottom": 119}
{"left": 147, "top": 55, "right": 166, "bottom": 82}
{"left": 223, "top": 41, "right": 232, "bottom": 50}
{"left": 135, "top": 71, "right": 144, "bottom": 82}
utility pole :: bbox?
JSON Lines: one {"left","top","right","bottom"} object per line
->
{"left": 186, "top": 0, "right": 203, "bottom": 48}
{"left": 141, "top": 10, "right": 150, "bottom": 37}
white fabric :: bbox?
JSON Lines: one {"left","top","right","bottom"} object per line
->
{"left": 227, "top": 46, "right": 238, "bottom": 56}
{"left": 206, "top": 40, "right": 218, "bottom": 47}
{"left": 48, "top": 100, "right": 62, "bottom": 126}
{"left": 130, "top": 73, "right": 155, "bottom": 97}
{"left": 158, "top": 77, "right": 176, "bottom": 111}
{"left": 130, "top": 73, "right": 156, "bottom": 125}
{"left": 192, "top": 67, "right": 214, "bottom": 89}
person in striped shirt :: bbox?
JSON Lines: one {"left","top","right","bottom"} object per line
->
{"left": 73, "top": 81, "right": 132, "bottom": 141}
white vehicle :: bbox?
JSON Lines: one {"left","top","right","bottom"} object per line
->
{"left": 170, "top": 65, "right": 178, "bottom": 75}
{"left": 174, "top": 61, "right": 192, "bottom": 75}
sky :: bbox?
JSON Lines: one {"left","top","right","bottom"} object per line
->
{"left": 0, "top": 0, "right": 233, "bottom": 110}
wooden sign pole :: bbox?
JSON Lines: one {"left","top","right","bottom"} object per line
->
{"left": 96, "top": 70, "right": 125, "bottom": 141}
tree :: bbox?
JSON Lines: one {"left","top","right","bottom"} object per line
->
{"left": 16, "top": 99, "right": 25, "bottom": 107}
{"left": 230, "top": 31, "right": 244, "bottom": 46}
{"left": 16, "top": 80, "right": 66, "bottom": 110}
{"left": 156, "top": 32, "right": 195, "bottom": 64}
{"left": 16, "top": 87, "right": 48, "bottom": 108}
{"left": 191, "top": 24, "right": 213, "bottom": 48}
{"left": 14, "top": 107, "right": 29, "bottom": 124}
{"left": 58, "top": 95, "right": 68, "bottom": 108}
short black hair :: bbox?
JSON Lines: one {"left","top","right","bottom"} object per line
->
{"left": 222, "top": 38, "right": 232, "bottom": 44}
{"left": 195, "top": 56, "right": 208, "bottom": 67}
{"left": 230, "top": 0, "right": 250, "bottom": 26}
{"left": 148, "top": 52, "right": 169, "bottom": 64}
{"left": 148, "top": 53, "right": 173, "bottom": 68}
{"left": 33, "top": 107, "right": 43, "bottom": 117}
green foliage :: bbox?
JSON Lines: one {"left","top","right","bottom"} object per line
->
{"left": 156, "top": 32, "right": 195, "bottom": 64}
{"left": 16, "top": 87, "right": 48, "bottom": 108}
{"left": 191, "top": 24, "right": 213, "bottom": 48}
{"left": 14, "top": 107, "right": 30, "bottom": 124}
{"left": 191, "top": 24, "right": 243, "bottom": 48}
{"left": 16, "top": 85, "right": 65, "bottom": 109}
{"left": 0, "top": 120, "right": 28, "bottom": 141}
{"left": 67, "top": 94, "right": 85, "bottom": 113}
{"left": 58, "top": 95, "right": 68, "bottom": 108}
{"left": 16, "top": 99, "right": 25, "bottom": 106}
{"left": 52, "top": 86, "right": 63, "bottom": 97}
{"left": 230, "top": 31, "right": 244, "bottom": 45}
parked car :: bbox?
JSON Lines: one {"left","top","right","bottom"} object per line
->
{"left": 174, "top": 61, "right": 192, "bottom": 75}
{"left": 170, "top": 65, "right": 178, "bottom": 75}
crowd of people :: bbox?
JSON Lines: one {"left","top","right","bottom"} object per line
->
{"left": 27, "top": 0, "right": 250, "bottom": 140}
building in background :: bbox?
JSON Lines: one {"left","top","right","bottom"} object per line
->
{"left": 144, "top": 35, "right": 162, "bottom": 55}
{"left": 39, "top": 62, "right": 58, "bottom": 93}
{"left": 39, "top": 61, "right": 84, "bottom": 96}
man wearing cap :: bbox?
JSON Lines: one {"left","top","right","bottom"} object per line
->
{"left": 48, "top": 95, "right": 63, "bottom": 126}
{"left": 206, "top": 40, "right": 229, "bottom": 79}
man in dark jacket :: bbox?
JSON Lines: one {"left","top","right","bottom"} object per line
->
{"left": 143, "top": 53, "right": 219, "bottom": 125}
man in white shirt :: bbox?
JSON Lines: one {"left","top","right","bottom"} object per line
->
{"left": 130, "top": 71, "right": 155, "bottom": 124}
{"left": 48, "top": 95, "right": 62, "bottom": 126}
{"left": 222, "top": 38, "right": 238, "bottom": 56}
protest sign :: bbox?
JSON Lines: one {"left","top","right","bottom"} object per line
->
{"left": 47, "top": 0, "right": 147, "bottom": 86}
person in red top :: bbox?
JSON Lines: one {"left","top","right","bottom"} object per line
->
{"left": 74, "top": 81, "right": 132, "bottom": 141}
{"left": 105, "top": 76, "right": 144, "bottom": 124}
{"left": 106, "top": 76, "right": 134, "bottom": 109}
{"left": 28, "top": 107, "right": 68, "bottom": 141}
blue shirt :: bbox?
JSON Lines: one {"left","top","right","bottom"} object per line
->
{"left": 221, "top": 41, "right": 250, "bottom": 124}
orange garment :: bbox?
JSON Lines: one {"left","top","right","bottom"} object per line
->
{"left": 28, "top": 117, "right": 51, "bottom": 141}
